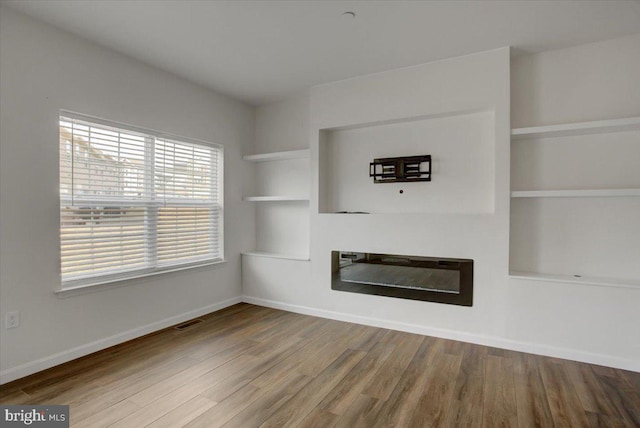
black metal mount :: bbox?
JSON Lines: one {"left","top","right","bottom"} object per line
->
{"left": 369, "top": 155, "right": 431, "bottom": 183}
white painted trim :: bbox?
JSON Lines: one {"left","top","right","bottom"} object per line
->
{"left": 242, "top": 295, "right": 640, "bottom": 373}
{"left": 509, "top": 271, "right": 640, "bottom": 289}
{"left": 511, "top": 116, "right": 640, "bottom": 140}
{"left": 56, "top": 260, "right": 227, "bottom": 297}
{"left": 0, "top": 296, "right": 242, "bottom": 385}
{"left": 242, "top": 251, "right": 310, "bottom": 261}
{"left": 242, "top": 196, "right": 310, "bottom": 202}
{"left": 4, "top": 292, "right": 635, "bottom": 385}
{"left": 511, "top": 188, "right": 640, "bottom": 198}
{"left": 243, "top": 149, "right": 310, "bottom": 162}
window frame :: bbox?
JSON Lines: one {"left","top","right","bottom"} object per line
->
{"left": 58, "top": 111, "right": 224, "bottom": 292}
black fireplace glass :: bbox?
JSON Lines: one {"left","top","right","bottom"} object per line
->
{"left": 331, "top": 251, "right": 473, "bottom": 306}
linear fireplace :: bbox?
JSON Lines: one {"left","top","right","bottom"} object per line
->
{"left": 331, "top": 251, "right": 473, "bottom": 306}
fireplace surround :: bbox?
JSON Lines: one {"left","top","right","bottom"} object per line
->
{"left": 331, "top": 251, "right": 473, "bottom": 306}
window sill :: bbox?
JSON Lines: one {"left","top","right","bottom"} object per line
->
{"left": 55, "top": 259, "right": 226, "bottom": 298}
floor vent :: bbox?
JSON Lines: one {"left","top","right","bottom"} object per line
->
{"left": 174, "top": 319, "right": 204, "bottom": 331}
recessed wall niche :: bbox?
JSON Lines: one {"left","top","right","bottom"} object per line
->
{"left": 318, "top": 110, "right": 495, "bottom": 214}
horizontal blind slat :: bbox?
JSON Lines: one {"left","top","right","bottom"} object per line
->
{"left": 60, "top": 114, "right": 223, "bottom": 285}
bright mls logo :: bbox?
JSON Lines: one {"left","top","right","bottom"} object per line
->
{"left": 1, "top": 406, "right": 69, "bottom": 427}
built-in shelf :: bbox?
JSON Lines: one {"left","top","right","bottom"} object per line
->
{"left": 511, "top": 189, "right": 640, "bottom": 198}
{"left": 243, "top": 147, "right": 310, "bottom": 262}
{"left": 510, "top": 116, "right": 640, "bottom": 286}
{"left": 511, "top": 116, "right": 640, "bottom": 140}
{"left": 509, "top": 271, "right": 640, "bottom": 289}
{"left": 242, "top": 251, "right": 310, "bottom": 261}
{"left": 242, "top": 196, "right": 309, "bottom": 202}
{"left": 243, "top": 149, "right": 310, "bottom": 162}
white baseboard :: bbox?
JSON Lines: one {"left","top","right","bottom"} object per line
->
{"left": 3, "top": 293, "right": 636, "bottom": 385}
{"left": 0, "top": 296, "right": 242, "bottom": 385}
{"left": 242, "top": 295, "right": 640, "bottom": 373}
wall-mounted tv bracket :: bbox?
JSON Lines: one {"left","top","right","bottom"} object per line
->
{"left": 369, "top": 155, "right": 431, "bottom": 183}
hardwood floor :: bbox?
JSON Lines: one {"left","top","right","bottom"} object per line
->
{"left": 1, "top": 303, "right": 638, "bottom": 427}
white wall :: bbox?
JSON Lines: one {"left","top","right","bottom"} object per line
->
{"left": 322, "top": 110, "right": 495, "bottom": 214}
{"left": 245, "top": 36, "right": 640, "bottom": 371}
{"left": 245, "top": 47, "right": 515, "bottom": 361}
{"left": 507, "top": 34, "right": 640, "bottom": 369}
{"left": 252, "top": 155, "right": 310, "bottom": 258}
{"left": 0, "top": 7, "right": 255, "bottom": 383}
{"left": 254, "top": 92, "right": 310, "bottom": 154}
{"left": 255, "top": 200, "right": 310, "bottom": 257}
{"left": 511, "top": 33, "right": 640, "bottom": 128}
{"left": 309, "top": 47, "right": 511, "bottom": 349}
{"left": 248, "top": 94, "right": 311, "bottom": 256}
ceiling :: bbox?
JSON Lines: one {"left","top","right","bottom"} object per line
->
{"left": 4, "top": 0, "right": 640, "bottom": 106}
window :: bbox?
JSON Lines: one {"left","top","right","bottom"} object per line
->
{"left": 59, "top": 112, "right": 223, "bottom": 289}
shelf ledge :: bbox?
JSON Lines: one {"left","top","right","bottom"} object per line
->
{"left": 511, "top": 116, "right": 640, "bottom": 140}
{"left": 242, "top": 196, "right": 309, "bottom": 202}
{"left": 243, "top": 149, "right": 310, "bottom": 162}
{"left": 242, "top": 251, "right": 310, "bottom": 261}
{"left": 511, "top": 189, "right": 640, "bottom": 198}
{"left": 509, "top": 272, "right": 640, "bottom": 289}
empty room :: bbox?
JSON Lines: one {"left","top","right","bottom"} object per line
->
{"left": 0, "top": 1, "right": 639, "bottom": 427}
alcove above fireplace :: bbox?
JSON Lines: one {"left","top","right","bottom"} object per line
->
{"left": 318, "top": 109, "right": 495, "bottom": 215}
{"left": 331, "top": 251, "right": 473, "bottom": 306}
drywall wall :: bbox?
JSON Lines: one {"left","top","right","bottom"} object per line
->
{"left": 510, "top": 111, "right": 640, "bottom": 281}
{"left": 511, "top": 33, "right": 640, "bottom": 128}
{"left": 255, "top": 201, "right": 310, "bottom": 256}
{"left": 506, "top": 34, "right": 640, "bottom": 367}
{"left": 245, "top": 35, "right": 640, "bottom": 371}
{"left": 0, "top": 7, "right": 255, "bottom": 383}
{"left": 248, "top": 95, "right": 311, "bottom": 256}
{"left": 252, "top": 157, "right": 310, "bottom": 257}
{"left": 245, "top": 47, "right": 516, "bottom": 360}
{"left": 254, "top": 93, "right": 310, "bottom": 154}
{"left": 310, "top": 48, "right": 511, "bottom": 351}
{"left": 321, "top": 110, "right": 495, "bottom": 214}
{"left": 510, "top": 197, "right": 640, "bottom": 280}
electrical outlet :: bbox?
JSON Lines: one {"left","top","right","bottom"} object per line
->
{"left": 6, "top": 311, "right": 19, "bottom": 329}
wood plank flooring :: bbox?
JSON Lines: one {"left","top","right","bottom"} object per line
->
{"left": 1, "top": 303, "right": 638, "bottom": 427}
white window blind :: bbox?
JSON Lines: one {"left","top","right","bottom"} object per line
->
{"left": 59, "top": 112, "right": 223, "bottom": 288}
